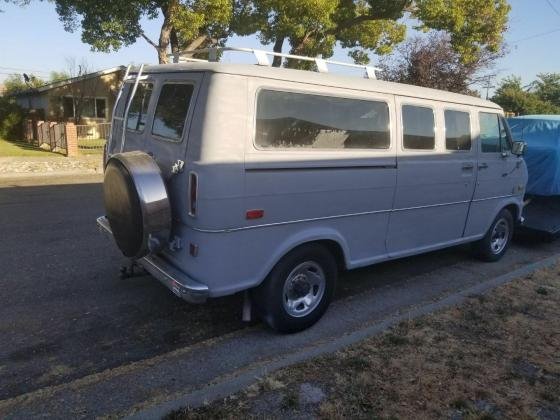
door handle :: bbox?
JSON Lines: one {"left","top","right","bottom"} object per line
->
{"left": 462, "top": 163, "right": 474, "bottom": 170}
{"left": 478, "top": 163, "right": 488, "bottom": 169}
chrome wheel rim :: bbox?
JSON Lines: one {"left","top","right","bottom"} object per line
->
{"left": 282, "top": 261, "right": 326, "bottom": 318}
{"left": 490, "top": 218, "right": 509, "bottom": 254}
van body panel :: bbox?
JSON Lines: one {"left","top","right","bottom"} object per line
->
{"left": 101, "top": 63, "right": 527, "bottom": 301}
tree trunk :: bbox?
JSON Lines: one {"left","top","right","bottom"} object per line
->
{"left": 272, "top": 37, "right": 284, "bottom": 67}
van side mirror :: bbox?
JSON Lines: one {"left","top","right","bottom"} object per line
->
{"left": 512, "top": 141, "right": 526, "bottom": 156}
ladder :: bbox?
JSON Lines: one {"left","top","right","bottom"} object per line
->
{"left": 168, "top": 46, "right": 381, "bottom": 80}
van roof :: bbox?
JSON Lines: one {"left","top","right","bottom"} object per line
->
{"left": 141, "top": 62, "right": 502, "bottom": 110}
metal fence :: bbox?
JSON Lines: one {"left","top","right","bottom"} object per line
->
{"left": 76, "top": 122, "right": 111, "bottom": 153}
{"left": 23, "top": 120, "right": 67, "bottom": 155}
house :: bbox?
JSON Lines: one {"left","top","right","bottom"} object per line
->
{"left": 13, "top": 66, "right": 125, "bottom": 125}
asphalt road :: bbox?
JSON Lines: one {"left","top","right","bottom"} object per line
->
{"left": 1, "top": 175, "right": 560, "bottom": 407}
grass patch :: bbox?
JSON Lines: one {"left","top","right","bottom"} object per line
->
{"left": 168, "top": 262, "right": 560, "bottom": 419}
{"left": 0, "top": 137, "right": 61, "bottom": 157}
{"left": 78, "top": 138, "right": 105, "bottom": 155}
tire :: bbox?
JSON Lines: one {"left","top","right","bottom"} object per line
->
{"left": 473, "top": 209, "right": 514, "bottom": 262}
{"left": 252, "top": 244, "right": 337, "bottom": 333}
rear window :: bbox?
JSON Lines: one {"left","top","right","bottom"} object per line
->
{"left": 255, "top": 90, "right": 390, "bottom": 150}
{"left": 126, "top": 83, "right": 153, "bottom": 132}
{"left": 402, "top": 105, "right": 435, "bottom": 150}
{"left": 445, "top": 110, "right": 471, "bottom": 151}
{"left": 152, "top": 83, "right": 194, "bottom": 141}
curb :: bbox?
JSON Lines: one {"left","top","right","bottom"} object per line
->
{"left": 129, "top": 253, "right": 560, "bottom": 419}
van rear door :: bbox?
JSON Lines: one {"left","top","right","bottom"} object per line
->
{"left": 141, "top": 72, "right": 203, "bottom": 224}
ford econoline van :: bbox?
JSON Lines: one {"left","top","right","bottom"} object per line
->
{"left": 97, "top": 48, "right": 528, "bottom": 332}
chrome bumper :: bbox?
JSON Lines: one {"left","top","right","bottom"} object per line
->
{"left": 96, "top": 216, "right": 209, "bottom": 304}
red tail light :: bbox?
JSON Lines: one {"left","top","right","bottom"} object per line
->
{"left": 189, "top": 172, "right": 198, "bottom": 217}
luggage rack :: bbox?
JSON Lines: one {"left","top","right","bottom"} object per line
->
{"left": 168, "top": 46, "right": 381, "bottom": 80}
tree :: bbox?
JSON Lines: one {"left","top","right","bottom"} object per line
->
{"left": 378, "top": 32, "right": 503, "bottom": 95}
{"left": 49, "top": 70, "right": 71, "bottom": 82}
{"left": 492, "top": 76, "right": 560, "bottom": 115}
{"left": 531, "top": 73, "right": 560, "bottom": 108}
{"left": 235, "top": 0, "right": 510, "bottom": 67}
{"left": 3, "top": 73, "right": 45, "bottom": 96}
{"left": 50, "top": 0, "right": 233, "bottom": 64}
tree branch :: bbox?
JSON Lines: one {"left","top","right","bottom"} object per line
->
{"left": 140, "top": 31, "right": 159, "bottom": 49}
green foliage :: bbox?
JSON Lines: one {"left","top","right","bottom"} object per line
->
{"left": 236, "top": 0, "right": 510, "bottom": 67}
{"left": 413, "top": 0, "right": 510, "bottom": 63}
{"left": 492, "top": 75, "right": 560, "bottom": 115}
{"left": 531, "top": 73, "right": 560, "bottom": 108}
{"left": 0, "top": 96, "right": 25, "bottom": 140}
{"left": 3, "top": 73, "right": 44, "bottom": 95}
{"left": 49, "top": 70, "right": 71, "bottom": 82}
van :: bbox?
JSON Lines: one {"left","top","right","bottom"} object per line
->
{"left": 97, "top": 48, "right": 528, "bottom": 333}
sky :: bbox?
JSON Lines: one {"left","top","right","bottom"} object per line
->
{"left": 1, "top": 0, "right": 559, "bottom": 95}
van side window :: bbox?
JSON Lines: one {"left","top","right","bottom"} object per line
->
{"left": 152, "top": 84, "right": 194, "bottom": 141}
{"left": 114, "top": 84, "right": 131, "bottom": 119}
{"left": 479, "top": 112, "right": 501, "bottom": 153}
{"left": 499, "top": 116, "right": 512, "bottom": 152}
{"left": 255, "top": 90, "right": 390, "bottom": 150}
{"left": 402, "top": 105, "right": 435, "bottom": 150}
{"left": 444, "top": 110, "right": 471, "bottom": 151}
{"left": 126, "top": 83, "right": 153, "bottom": 132}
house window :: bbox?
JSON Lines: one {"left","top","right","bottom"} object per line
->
{"left": 81, "top": 98, "right": 96, "bottom": 118}
{"left": 61, "top": 96, "right": 108, "bottom": 120}
{"left": 63, "top": 97, "right": 74, "bottom": 118}
{"left": 96, "top": 98, "right": 106, "bottom": 119}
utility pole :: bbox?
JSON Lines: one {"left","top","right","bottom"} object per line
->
{"left": 481, "top": 77, "right": 495, "bottom": 100}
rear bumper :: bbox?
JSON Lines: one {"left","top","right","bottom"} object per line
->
{"left": 96, "top": 216, "right": 209, "bottom": 304}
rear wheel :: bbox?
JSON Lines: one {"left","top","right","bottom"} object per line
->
{"left": 252, "top": 244, "right": 337, "bottom": 333}
{"left": 473, "top": 209, "right": 514, "bottom": 262}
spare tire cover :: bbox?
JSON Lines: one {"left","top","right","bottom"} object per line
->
{"left": 103, "top": 151, "right": 171, "bottom": 259}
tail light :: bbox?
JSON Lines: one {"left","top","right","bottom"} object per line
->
{"left": 189, "top": 172, "right": 198, "bottom": 217}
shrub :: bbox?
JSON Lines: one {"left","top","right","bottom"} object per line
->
{"left": 0, "top": 96, "right": 25, "bottom": 140}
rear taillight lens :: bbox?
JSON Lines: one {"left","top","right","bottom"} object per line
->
{"left": 189, "top": 172, "right": 198, "bottom": 216}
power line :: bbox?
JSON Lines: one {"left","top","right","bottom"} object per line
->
{"left": 0, "top": 66, "right": 51, "bottom": 75}
{"left": 511, "top": 27, "right": 560, "bottom": 43}
{"left": 545, "top": 0, "right": 560, "bottom": 18}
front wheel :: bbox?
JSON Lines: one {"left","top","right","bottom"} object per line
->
{"left": 252, "top": 244, "right": 337, "bottom": 333}
{"left": 473, "top": 209, "right": 514, "bottom": 262}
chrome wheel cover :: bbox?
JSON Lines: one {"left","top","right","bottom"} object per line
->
{"left": 490, "top": 218, "right": 510, "bottom": 254}
{"left": 282, "top": 261, "right": 326, "bottom": 318}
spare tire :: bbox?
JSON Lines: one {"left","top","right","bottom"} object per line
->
{"left": 103, "top": 151, "right": 171, "bottom": 259}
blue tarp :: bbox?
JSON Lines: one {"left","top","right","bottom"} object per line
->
{"left": 507, "top": 115, "right": 560, "bottom": 196}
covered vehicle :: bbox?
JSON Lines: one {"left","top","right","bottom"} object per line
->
{"left": 508, "top": 115, "right": 560, "bottom": 239}
{"left": 507, "top": 115, "right": 560, "bottom": 196}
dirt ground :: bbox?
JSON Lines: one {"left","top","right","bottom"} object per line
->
{"left": 169, "top": 263, "right": 560, "bottom": 420}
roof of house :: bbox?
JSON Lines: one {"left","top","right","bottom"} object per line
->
{"left": 13, "top": 66, "right": 126, "bottom": 96}
{"left": 138, "top": 62, "right": 502, "bottom": 110}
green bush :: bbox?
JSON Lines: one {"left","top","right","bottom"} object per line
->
{"left": 0, "top": 97, "right": 25, "bottom": 140}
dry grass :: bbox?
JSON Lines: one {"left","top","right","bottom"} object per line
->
{"left": 169, "top": 264, "right": 560, "bottom": 420}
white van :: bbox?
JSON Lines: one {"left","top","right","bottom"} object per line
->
{"left": 98, "top": 49, "right": 528, "bottom": 332}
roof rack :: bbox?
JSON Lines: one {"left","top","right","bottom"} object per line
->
{"left": 168, "top": 46, "right": 380, "bottom": 80}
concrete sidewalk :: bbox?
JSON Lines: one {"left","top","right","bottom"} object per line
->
{"left": 0, "top": 155, "right": 103, "bottom": 179}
